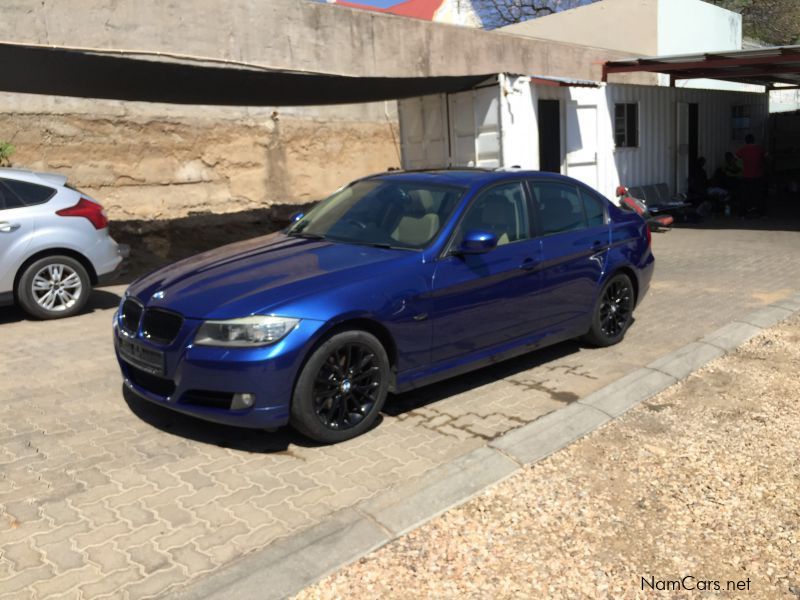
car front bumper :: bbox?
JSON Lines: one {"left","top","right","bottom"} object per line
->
{"left": 113, "top": 314, "right": 326, "bottom": 429}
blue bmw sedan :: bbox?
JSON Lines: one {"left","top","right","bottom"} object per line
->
{"left": 114, "top": 170, "right": 654, "bottom": 442}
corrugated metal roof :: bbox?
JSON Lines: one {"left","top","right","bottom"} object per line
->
{"left": 604, "top": 45, "right": 800, "bottom": 88}
{"left": 529, "top": 74, "right": 600, "bottom": 88}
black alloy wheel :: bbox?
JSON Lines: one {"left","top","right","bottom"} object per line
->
{"left": 313, "top": 342, "right": 381, "bottom": 430}
{"left": 291, "top": 330, "right": 389, "bottom": 443}
{"left": 584, "top": 273, "right": 635, "bottom": 347}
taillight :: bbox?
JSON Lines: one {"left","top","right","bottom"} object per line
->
{"left": 645, "top": 224, "right": 652, "bottom": 247}
{"left": 56, "top": 198, "right": 109, "bottom": 229}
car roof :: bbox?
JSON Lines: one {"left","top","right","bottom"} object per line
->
{"left": 0, "top": 167, "right": 68, "bottom": 188}
{"left": 365, "top": 168, "right": 579, "bottom": 187}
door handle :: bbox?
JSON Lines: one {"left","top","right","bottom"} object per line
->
{"left": 592, "top": 240, "right": 607, "bottom": 250}
{"left": 0, "top": 222, "right": 21, "bottom": 233}
{"left": 519, "top": 257, "right": 538, "bottom": 271}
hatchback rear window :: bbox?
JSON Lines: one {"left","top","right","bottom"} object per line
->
{"left": 0, "top": 178, "right": 56, "bottom": 209}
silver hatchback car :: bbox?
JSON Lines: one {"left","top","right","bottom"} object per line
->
{"left": 0, "top": 168, "right": 128, "bottom": 319}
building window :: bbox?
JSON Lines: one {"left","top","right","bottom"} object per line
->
{"left": 614, "top": 103, "right": 639, "bottom": 148}
{"left": 732, "top": 105, "right": 751, "bottom": 141}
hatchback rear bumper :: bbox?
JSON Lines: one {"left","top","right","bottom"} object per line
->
{"left": 97, "top": 243, "right": 130, "bottom": 285}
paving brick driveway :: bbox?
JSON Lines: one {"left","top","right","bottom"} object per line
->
{"left": 1, "top": 218, "right": 799, "bottom": 599}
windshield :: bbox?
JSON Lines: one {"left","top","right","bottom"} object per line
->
{"left": 287, "top": 179, "right": 465, "bottom": 250}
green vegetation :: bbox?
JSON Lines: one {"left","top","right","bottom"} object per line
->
{"left": 0, "top": 142, "right": 15, "bottom": 167}
{"left": 709, "top": 0, "right": 800, "bottom": 45}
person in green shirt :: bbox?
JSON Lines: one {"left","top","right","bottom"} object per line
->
{"left": 720, "top": 152, "right": 743, "bottom": 215}
{"left": 722, "top": 152, "right": 743, "bottom": 179}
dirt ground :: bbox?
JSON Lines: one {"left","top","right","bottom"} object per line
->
{"left": 109, "top": 202, "right": 313, "bottom": 281}
{"left": 296, "top": 314, "right": 800, "bottom": 599}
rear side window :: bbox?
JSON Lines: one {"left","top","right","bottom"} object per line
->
{"left": 529, "top": 181, "right": 586, "bottom": 235}
{"left": 581, "top": 189, "right": 607, "bottom": 228}
{"left": 0, "top": 178, "right": 56, "bottom": 210}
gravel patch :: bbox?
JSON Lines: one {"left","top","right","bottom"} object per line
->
{"left": 296, "top": 314, "right": 800, "bottom": 599}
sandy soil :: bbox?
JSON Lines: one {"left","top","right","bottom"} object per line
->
{"left": 297, "top": 314, "right": 800, "bottom": 599}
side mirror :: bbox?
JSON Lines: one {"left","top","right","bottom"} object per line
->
{"left": 290, "top": 212, "right": 304, "bottom": 223}
{"left": 458, "top": 230, "right": 498, "bottom": 255}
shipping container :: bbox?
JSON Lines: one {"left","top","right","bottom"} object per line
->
{"left": 398, "top": 74, "right": 769, "bottom": 201}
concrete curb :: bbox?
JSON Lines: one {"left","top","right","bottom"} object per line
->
{"left": 180, "top": 294, "right": 800, "bottom": 600}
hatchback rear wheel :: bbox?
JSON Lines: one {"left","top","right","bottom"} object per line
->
{"left": 584, "top": 273, "right": 635, "bottom": 347}
{"left": 290, "top": 330, "right": 389, "bottom": 443}
{"left": 17, "top": 255, "right": 91, "bottom": 320}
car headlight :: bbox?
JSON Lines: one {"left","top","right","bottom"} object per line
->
{"left": 194, "top": 316, "right": 300, "bottom": 347}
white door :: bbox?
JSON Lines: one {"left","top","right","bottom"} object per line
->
{"left": 398, "top": 95, "right": 448, "bottom": 169}
{"left": 472, "top": 86, "right": 501, "bottom": 168}
{"left": 676, "top": 102, "right": 690, "bottom": 193}
{"left": 448, "top": 87, "right": 501, "bottom": 168}
{"left": 449, "top": 91, "right": 477, "bottom": 167}
{"left": 565, "top": 102, "right": 599, "bottom": 189}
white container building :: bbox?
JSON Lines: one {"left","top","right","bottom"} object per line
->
{"left": 398, "top": 74, "right": 769, "bottom": 201}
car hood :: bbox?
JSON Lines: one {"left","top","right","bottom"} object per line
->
{"left": 127, "top": 232, "right": 409, "bottom": 319}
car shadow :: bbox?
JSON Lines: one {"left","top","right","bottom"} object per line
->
{"left": 383, "top": 339, "right": 583, "bottom": 416}
{"left": 122, "top": 337, "right": 586, "bottom": 453}
{"left": 122, "top": 385, "right": 327, "bottom": 452}
{"left": 0, "top": 289, "right": 122, "bottom": 325}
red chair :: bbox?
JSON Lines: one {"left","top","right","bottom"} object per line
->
{"left": 617, "top": 186, "right": 674, "bottom": 231}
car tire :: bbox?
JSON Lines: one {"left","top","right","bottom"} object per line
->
{"left": 290, "top": 330, "right": 390, "bottom": 443}
{"left": 583, "top": 273, "right": 635, "bottom": 347}
{"left": 16, "top": 255, "right": 91, "bottom": 320}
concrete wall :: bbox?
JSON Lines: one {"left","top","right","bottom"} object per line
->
{"left": 500, "top": 0, "right": 741, "bottom": 59}
{"left": 770, "top": 88, "right": 800, "bottom": 113}
{"left": 1, "top": 0, "right": 633, "bottom": 82}
{"left": 657, "top": 0, "right": 740, "bottom": 55}
{"left": 657, "top": 0, "right": 749, "bottom": 91}
{"left": 0, "top": 0, "right": 644, "bottom": 225}
{"left": 0, "top": 93, "right": 400, "bottom": 221}
{"left": 500, "top": 0, "right": 754, "bottom": 92}
{"left": 500, "top": 0, "right": 659, "bottom": 56}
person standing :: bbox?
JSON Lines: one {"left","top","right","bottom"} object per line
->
{"left": 736, "top": 134, "right": 767, "bottom": 217}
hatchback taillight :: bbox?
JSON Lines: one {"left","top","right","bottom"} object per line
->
{"left": 646, "top": 225, "right": 652, "bottom": 247}
{"left": 56, "top": 198, "right": 109, "bottom": 229}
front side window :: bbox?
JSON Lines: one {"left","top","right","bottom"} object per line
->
{"left": 288, "top": 179, "right": 465, "bottom": 250}
{"left": 614, "top": 103, "right": 639, "bottom": 148}
{"left": 454, "top": 182, "right": 530, "bottom": 247}
{"left": 530, "top": 181, "right": 586, "bottom": 235}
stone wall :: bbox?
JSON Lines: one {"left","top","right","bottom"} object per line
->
{"left": 0, "top": 93, "right": 401, "bottom": 221}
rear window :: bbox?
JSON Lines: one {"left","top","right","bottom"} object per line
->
{"left": 0, "top": 178, "right": 56, "bottom": 210}
{"left": 530, "top": 181, "right": 586, "bottom": 235}
{"left": 581, "top": 189, "right": 608, "bottom": 228}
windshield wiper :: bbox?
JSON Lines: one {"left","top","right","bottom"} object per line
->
{"left": 329, "top": 238, "right": 414, "bottom": 251}
{"left": 287, "top": 231, "right": 327, "bottom": 241}
{"left": 357, "top": 241, "right": 396, "bottom": 249}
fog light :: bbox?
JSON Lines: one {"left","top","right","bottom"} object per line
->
{"left": 231, "top": 393, "right": 255, "bottom": 410}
